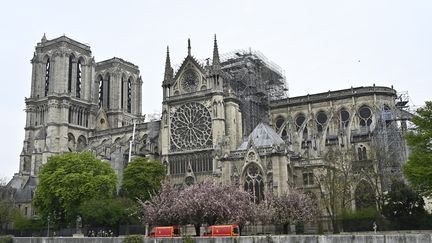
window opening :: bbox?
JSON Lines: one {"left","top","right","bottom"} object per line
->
{"left": 76, "top": 60, "right": 82, "bottom": 98}
{"left": 316, "top": 111, "right": 328, "bottom": 133}
{"left": 244, "top": 163, "right": 264, "bottom": 203}
{"left": 359, "top": 106, "right": 372, "bottom": 127}
{"left": 121, "top": 76, "right": 124, "bottom": 109}
{"left": 68, "top": 56, "right": 73, "bottom": 93}
{"left": 339, "top": 108, "right": 350, "bottom": 128}
{"left": 127, "top": 78, "right": 132, "bottom": 113}
{"left": 303, "top": 172, "right": 314, "bottom": 186}
{"left": 98, "top": 76, "right": 103, "bottom": 107}
{"left": 44, "top": 59, "right": 50, "bottom": 96}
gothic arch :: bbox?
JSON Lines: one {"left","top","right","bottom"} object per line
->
{"left": 358, "top": 104, "right": 373, "bottom": 128}
{"left": 355, "top": 180, "right": 376, "bottom": 210}
{"left": 67, "top": 133, "right": 76, "bottom": 152}
{"left": 77, "top": 55, "right": 86, "bottom": 65}
{"left": 242, "top": 162, "right": 265, "bottom": 203}
{"left": 77, "top": 135, "right": 87, "bottom": 152}
{"left": 338, "top": 107, "right": 351, "bottom": 128}
{"left": 315, "top": 110, "right": 328, "bottom": 133}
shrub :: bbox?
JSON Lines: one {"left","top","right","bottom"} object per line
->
{"left": 123, "top": 234, "right": 144, "bottom": 243}
{"left": 0, "top": 235, "right": 13, "bottom": 243}
{"left": 342, "top": 208, "right": 380, "bottom": 232}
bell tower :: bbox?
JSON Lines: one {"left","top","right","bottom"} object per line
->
{"left": 20, "top": 34, "right": 96, "bottom": 176}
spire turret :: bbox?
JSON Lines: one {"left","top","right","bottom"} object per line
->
{"left": 163, "top": 46, "right": 173, "bottom": 84}
{"left": 187, "top": 38, "right": 191, "bottom": 56}
{"left": 212, "top": 34, "right": 220, "bottom": 67}
{"left": 41, "top": 33, "right": 47, "bottom": 43}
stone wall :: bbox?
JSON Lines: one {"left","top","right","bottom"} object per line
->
{"left": 13, "top": 233, "right": 432, "bottom": 243}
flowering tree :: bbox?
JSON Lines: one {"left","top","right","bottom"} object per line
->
{"left": 138, "top": 178, "right": 254, "bottom": 236}
{"left": 137, "top": 182, "right": 182, "bottom": 226}
{"left": 177, "top": 179, "right": 253, "bottom": 236}
{"left": 253, "top": 189, "right": 319, "bottom": 234}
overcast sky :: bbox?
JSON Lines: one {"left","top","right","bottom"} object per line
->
{"left": 0, "top": 0, "right": 431, "bottom": 181}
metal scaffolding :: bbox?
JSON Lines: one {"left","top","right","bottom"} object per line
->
{"left": 372, "top": 91, "right": 412, "bottom": 191}
{"left": 220, "top": 49, "right": 288, "bottom": 136}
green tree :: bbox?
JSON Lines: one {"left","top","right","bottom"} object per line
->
{"left": 78, "top": 197, "right": 137, "bottom": 228}
{"left": 382, "top": 181, "right": 426, "bottom": 230}
{"left": 33, "top": 152, "right": 117, "bottom": 227}
{"left": 404, "top": 101, "right": 432, "bottom": 197}
{"left": 121, "top": 157, "right": 165, "bottom": 201}
{"left": 0, "top": 178, "right": 19, "bottom": 234}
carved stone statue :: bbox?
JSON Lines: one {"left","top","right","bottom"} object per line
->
{"left": 76, "top": 215, "right": 82, "bottom": 234}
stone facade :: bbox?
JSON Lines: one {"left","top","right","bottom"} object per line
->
{"left": 8, "top": 34, "right": 410, "bottom": 218}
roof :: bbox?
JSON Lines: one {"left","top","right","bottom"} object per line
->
{"left": 7, "top": 174, "right": 37, "bottom": 203}
{"left": 237, "top": 123, "right": 285, "bottom": 151}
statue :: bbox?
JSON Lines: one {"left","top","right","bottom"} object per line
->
{"left": 76, "top": 215, "right": 82, "bottom": 234}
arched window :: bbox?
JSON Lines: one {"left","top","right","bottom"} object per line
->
{"left": 76, "top": 60, "right": 82, "bottom": 98}
{"left": 339, "top": 108, "right": 350, "bottom": 128}
{"left": 275, "top": 116, "right": 285, "bottom": 130}
{"left": 357, "top": 145, "right": 367, "bottom": 160}
{"left": 295, "top": 113, "right": 308, "bottom": 139}
{"left": 67, "top": 133, "right": 76, "bottom": 152}
{"left": 121, "top": 76, "right": 125, "bottom": 109}
{"left": 98, "top": 75, "right": 104, "bottom": 107}
{"left": 127, "top": 77, "right": 132, "bottom": 113}
{"left": 355, "top": 181, "right": 375, "bottom": 210}
{"left": 359, "top": 105, "right": 373, "bottom": 127}
{"left": 68, "top": 55, "right": 73, "bottom": 93}
{"left": 243, "top": 163, "right": 265, "bottom": 203}
{"left": 106, "top": 75, "right": 110, "bottom": 109}
{"left": 295, "top": 114, "right": 305, "bottom": 131}
{"left": 44, "top": 58, "right": 50, "bottom": 96}
{"left": 316, "top": 111, "right": 328, "bottom": 133}
{"left": 77, "top": 136, "right": 87, "bottom": 152}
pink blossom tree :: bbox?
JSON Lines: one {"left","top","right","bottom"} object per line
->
{"left": 268, "top": 189, "right": 319, "bottom": 234}
{"left": 137, "top": 181, "right": 182, "bottom": 226}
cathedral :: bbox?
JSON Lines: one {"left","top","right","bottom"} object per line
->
{"left": 7, "top": 34, "right": 411, "bottom": 218}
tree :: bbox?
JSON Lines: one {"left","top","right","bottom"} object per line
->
{"left": 177, "top": 179, "right": 253, "bottom": 236}
{"left": 138, "top": 181, "right": 182, "bottom": 227}
{"left": 404, "top": 101, "right": 432, "bottom": 197}
{"left": 138, "top": 179, "right": 254, "bottom": 236}
{"left": 315, "top": 147, "right": 356, "bottom": 233}
{"left": 78, "top": 197, "right": 136, "bottom": 229}
{"left": 33, "top": 152, "right": 117, "bottom": 226}
{"left": 382, "top": 181, "right": 426, "bottom": 230}
{"left": 255, "top": 190, "right": 318, "bottom": 234}
{"left": 0, "top": 178, "right": 19, "bottom": 234}
{"left": 121, "top": 157, "right": 165, "bottom": 201}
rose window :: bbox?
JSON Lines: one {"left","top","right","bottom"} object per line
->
{"left": 170, "top": 102, "right": 212, "bottom": 151}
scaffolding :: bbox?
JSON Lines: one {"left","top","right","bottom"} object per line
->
{"left": 219, "top": 49, "right": 288, "bottom": 136}
{"left": 373, "top": 92, "right": 412, "bottom": 191}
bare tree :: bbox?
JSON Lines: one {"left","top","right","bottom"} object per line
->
{"left": 314, "top": 147, "right": 356, "bottom": 233}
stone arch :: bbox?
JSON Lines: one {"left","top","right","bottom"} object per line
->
{"left": 242, "top": 162, "right": 265, "bottom": 203}
{"left": 315, "top": 110, "right": 328, "bottom": 133}
{"left": 77, "top": 135, "right": 87, "bottom": 152}
{"left": 42, "top": 54, "right": 51, "bottom": 96}
{"left": 295, "top": 112, "right": 308, "bottom": 138}
{"left": 355, "top": 180, "right": 376, "bottom": 210}
{"left": 275, "top": 115, "right": 285, "bottom": 128}
{"left": 77, "top": 55, "right": 86, "bottom": 65}
{"left": 357, "top": 144, "right": 368, "bottom": 160}
{"left": 67, "top": 133, "right": 76, "bottom": 152}
{"left": 338, "top": 106, "right": 351, "bottom": 128}
{"left": 358, "top": 105, "right": 373, "bottom": 128}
